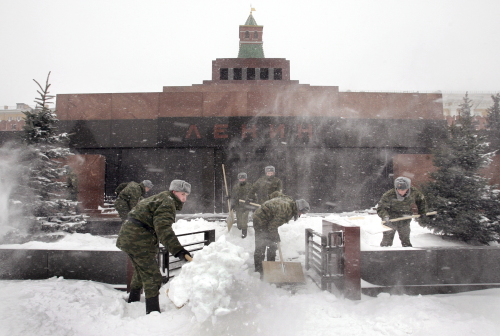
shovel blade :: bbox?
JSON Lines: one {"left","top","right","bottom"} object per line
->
{"left": 262, "top": 261, "right": 306, "bottom": 284}
{"left": 226, "top": 210, "right": 235, "bottom": 231}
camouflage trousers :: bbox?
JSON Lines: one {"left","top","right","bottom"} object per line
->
{"left": 235, "top": 208, "right": 250, "bottom": 230}
{"left": 380, "top": 219, "right": 412, "bottom": 247}
{"left": 254, "top": 231, "right": 278, "bottom": 274}
{"left": 126, "top": 251, "right": 163, "bottom": 299}
{"left": 114, "top": 198, "right": 130, "bottom": 221}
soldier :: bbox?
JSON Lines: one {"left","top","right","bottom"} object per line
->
{"left": 252, "top": 193, "right": 310, "bottom": 277}
{"left": 247, "top": 165, "right": 283, "bottom": 205}
{"left": 116, "top": 179, "right": 192, "bottom": 314}
{"left": 114, "top": 180, "right": 153, "bottom": 221}
{"left": 230, "top": 172, "right": 253, "bottom": 238}
{"left": 65, "top": 167, "right": 79, "bottom": 202}
{"left": 376, "top": 176, "right": 427, "bottom": 247}
{"left": 115, "top": 182, "right": 130, "bottom": 196}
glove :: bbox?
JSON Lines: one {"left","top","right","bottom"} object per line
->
{"left": 419, "top": 213, "right": 427, "bottom": 220}
{"left": 175, "top": 249, "right": 192, "bottom": 261}
{"left": 383, "top": 216, "right": 394, "bottom": 228}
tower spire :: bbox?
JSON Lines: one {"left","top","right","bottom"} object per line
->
{"left": 238, "top": 9, "right": 264, "bottom": 58}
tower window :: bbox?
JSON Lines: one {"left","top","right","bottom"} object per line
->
{"left": 247, "top": 68, "right": 256, "bottom": 80}
{"left": 220, "top": 68, "right": 228, "bottom": 80}
{"left": 253, "top": 31, "right": 258, "bottom": 39}
{"left": 245, "top": 31, "right": 250, "bottom": 39}
{"left": 260, "top": 68, "right": 269, "bottom": 80}
{"left": 274, "top": 68, "right": 282, "bottom": 80}
{"left": 233, "top": 68, "right": 242, "bottom": 80}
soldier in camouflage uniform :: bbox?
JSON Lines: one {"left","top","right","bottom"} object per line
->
{"left": 252, "top": 193, "right": 310, "bottom": 276}
{"left": 115, "top": 182, "right": 130, "bottom": 196}
{"left": 65, "top": 167, "right": 79, "bottom": 202}
{"left": 376, "top": 176, "right": 427, "bottom": 247}
{"left": 230, "top": 172, "right": 253, "bottom": 238}
{"left": 116, "top": 179, "right": 192, "bottom": 314}
{"left": 247, "top": 166, "right": 283, "bottom": 205}
{"left": 114, "top": 180, "right": 153, "bottom": 221}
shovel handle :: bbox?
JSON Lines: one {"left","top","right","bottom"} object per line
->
{"left": 239, "top": 199, "right": 261, "bottom": 207}
{"left": 388, "top": 211, "right": 437, "bottom": 222}
{"left": 277, "top": 242, "right": 286, "bottom": 272}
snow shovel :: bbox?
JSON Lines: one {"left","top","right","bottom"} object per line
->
{"left": 166, "top": 254, "right": 193, "bottom": 309}
{"left": 222, "top": 164, "right": 235, "bottom": 231}
{"left": 262, "top": 242, "right": 306, "bottom": 285}
{"left": 351, "top": 211, "right": 437, "bottom": 234}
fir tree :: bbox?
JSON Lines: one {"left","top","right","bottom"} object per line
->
{"left": 421, "top": 93, "right": 500, "bottom": 244}
{"left": 486, "top": 93, "right": 500, "bottom": 150}
{"left": 14, "top": 72, "right": 85, "bottom": 235}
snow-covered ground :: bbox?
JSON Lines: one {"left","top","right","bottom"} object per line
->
{"left": 1, "top": 212, "right": 499, "bottom": 336}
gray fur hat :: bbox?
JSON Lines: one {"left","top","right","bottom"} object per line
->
{"left": 394, "top": 176, "right": 411, "bottom": 190}
{"left": 142, "top": 180, "right": 153, "bottom": 189}
{"left": 169, "top": 179, "right": 191, "bottom": 194}
{"left": 237, "top": 172, "right": 247, "bottom": 180}
{"left": 296, "top": 199, "right": 310, "bottom": 213}
{"left": 265, "top": 166, "right": 275, "bottom": 173}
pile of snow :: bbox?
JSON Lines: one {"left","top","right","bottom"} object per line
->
{"left": 167, "top": 235, "right": 257, "bottom": 323}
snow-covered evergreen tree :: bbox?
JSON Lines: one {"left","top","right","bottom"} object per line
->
{"left": 13, "top": 72, "right": 86, "bottom": 235}
{"left": 421, "top": 93, "right": 500, "bottom": 244}
{"left": 486, "top": 93, "right": 500, "bottom": 150}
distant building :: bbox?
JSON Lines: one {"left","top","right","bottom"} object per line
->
{"left": 0, "top": 103, "right": 30, "bottom": 131}
{"left": 442, "top": 92, "right": 499, "bottom": 129}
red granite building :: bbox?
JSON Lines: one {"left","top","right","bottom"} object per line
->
{"left": 53, "top": 12, "right": 446, "bottom": 213}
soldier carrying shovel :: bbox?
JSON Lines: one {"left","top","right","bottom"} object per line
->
{"left": 376, "top": 176, "right": 427, "bottom": 247}
{"left": 252, "top": 192, "right": 310, "bottom": 278}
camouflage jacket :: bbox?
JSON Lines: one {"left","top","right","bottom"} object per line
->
{"left": 114, "top": 182, "right": 147, "bottom": 220}
{"left": 376, "top": 186, "right": 427, "bottom": 220}
{"left": 230, "top": 181, "right": 253, "bottom": 210}
{"left": 115, "top": 182, "right": 131, "bottom": 196}
{"left": 247, "top": 175, "right": 283, "bottom": 204}
{"left": 253, "top": 194, "right": 297, "bottom": 239}
{"left": 116, "top": 190, "right": 184, "bottom": 256}
{"left": 118, "top": 182, "right": 146, "bottom": 209}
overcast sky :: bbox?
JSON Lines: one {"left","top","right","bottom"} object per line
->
{"left": 1, "top": 0, "right": 499, "bottom": 107}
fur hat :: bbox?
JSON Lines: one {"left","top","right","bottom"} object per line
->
{"left": 394, "top": 177, "right": 411, "bottom": 190}
{"left": 265, "top": 166, "right": 275, "bottom": 173}
{"left": 169, "top": 179, "right": 191, "bottom": 194}
{"left": 237, "top": 172, "right": 247, "bottom": 180}
{"left": 295, "top": 199, "right": 310, "bottom": 213}
{"left": 142, "top": 180, "right": 153, "bottom": 189}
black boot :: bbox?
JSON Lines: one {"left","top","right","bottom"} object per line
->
{"left": 127, "top": 288, "right": 141, "bottom": 303}
{"left": 242, "top": 229, "right": 247, "bottom": 238}
{"left": 145, "top": 294, "right": 160, "bottom": 314}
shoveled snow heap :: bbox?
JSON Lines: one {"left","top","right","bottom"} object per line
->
{"left": 167, "top": 235, "right": 260, "bottom": 324}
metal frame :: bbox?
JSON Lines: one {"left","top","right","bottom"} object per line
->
{"left": 305, "top": 228, "right": 344, "bottom": 292}
{"left": 158, "top": 229, "right": 216, "bottom": 283}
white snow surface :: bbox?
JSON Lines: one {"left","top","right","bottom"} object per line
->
{"left": 1, "top": 212, "right": 499, "bottom": 336}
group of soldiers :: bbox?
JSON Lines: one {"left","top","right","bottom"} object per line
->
{"left": 113, "top": 165, "right": 310, "bottom": 315}
{"left": 228, "top": 166, "right": 311, "bottom": 275}
{"left": 229, "top": 165, "right": 283, "bottom": 238}
{"left": 113, "top": 168, "right": 426, "bottom": 315}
